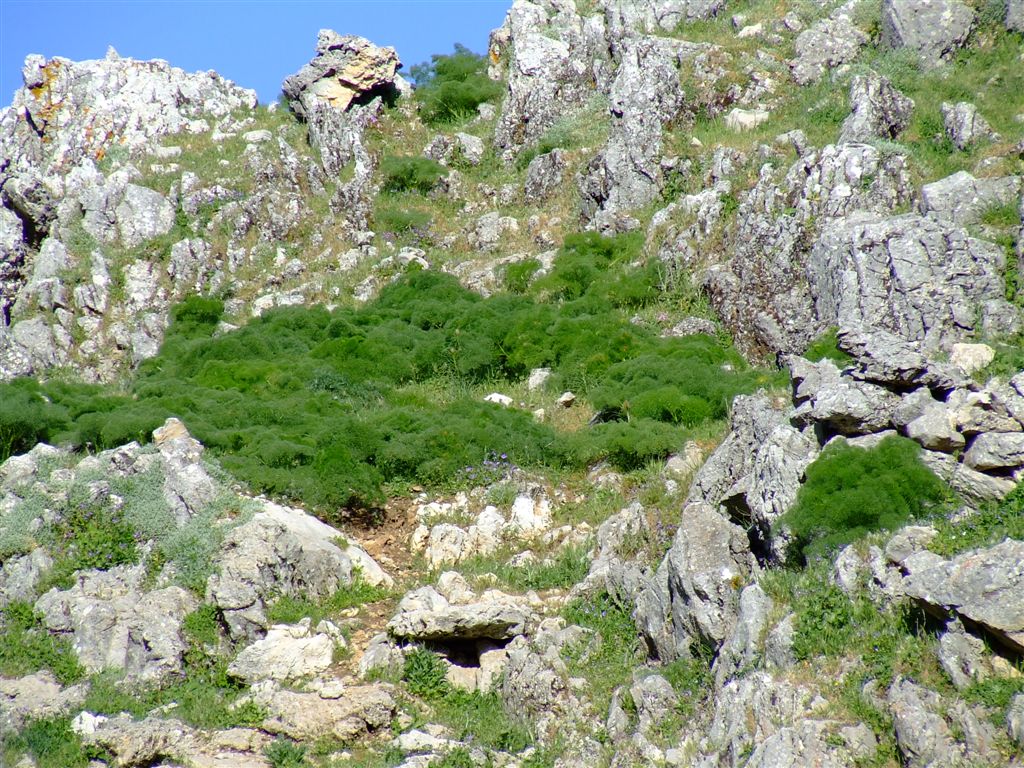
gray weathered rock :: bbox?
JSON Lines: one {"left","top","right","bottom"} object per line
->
{"left": 713, "top": 584, "right": 773, "bottom": 688}
{"left": 706, "top": 144, "right": 913, "bottom": 358}
{"left": 228, "top": 620, "right": 337, "bottom": 683}
{"left": 881, "top": 0, "right": 974, "bottom": 67}
{"left": 919, "top": 171, "right": 1022, "bottom": 227}
{"left": 251, "top": 679, "right": 396, "bottom": 741}
{"left": 790, "top": 2, "right": 868, "bottom": 85}
{"left": 963, "top": 431, "right": 1024, "bottom": 471}
{"left": 941, "top": 101, "right": 997, "bottom": 150}
{"left": 666, "top": 502, "right": 755, "bottom": 651}
{"left": 1009, "top": 0, "right": 1024, "bottom": 30}
{"left": 888, "top": 678, "right": 966, "bottom": 767}
{"left": 115, "top": 184, "right": 175, "bottom": 249}
{"left": 35, "top": 565, "right": 197, "bottom": 683}
{"left": 920, "top": 449, "right": 1016, "bottom": 503}
{"left": 1009, "top": 694, "right": 1024, "bottom": 748}
{"left": 0, "top": 548, "right": 53, "bottom": 607}
{"left": 388, "top": 586, "right": 533, "bottom": 641}
{"left": 579, "top": 36, "right": 704, "bottom": 229}
{"left": 903, "top": 539, "right": 1024, "bottom": 653}
{"left": 808, "top": 213, "right": 1015, "bottom": 354}
{"left": 0, "top": 672, "right": 87, "bottom": 733}
{"left": 630, "top": 673, "right": 679, "bottom": 734}
{"left": 839, "top": 71, "right": 914, "bottom": 143}
{"left": 524, "top": 149, "right": 567, "bottom": 201}
{"left": 207, "top": 501, "right": 391, "bottom": 641}
{"left": 937, "top": 624, "right": 990, "bottom": 690}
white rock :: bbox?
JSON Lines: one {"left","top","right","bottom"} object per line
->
{"left": 950, "top": 343, "right": 995, "bottom": 375}
{"left": 484, "top": 392, "right": 514, "bottom": 407}
{"left": 725, "top": 107, "right": 771, "bottom": 132}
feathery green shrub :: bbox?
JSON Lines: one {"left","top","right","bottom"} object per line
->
{"left": 410, "top": 44, "right": 503, "bottom": 125}
{"left": 380, "top": 155, "right": 448, "bottom": 194}
{"left": 777, "top": 435, "right": 951, "bottom": 562}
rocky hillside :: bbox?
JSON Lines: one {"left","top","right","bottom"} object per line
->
{"left": 1, "top": 0, "right": 1024, "bottom": 766}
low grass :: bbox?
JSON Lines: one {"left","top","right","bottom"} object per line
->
{"left": 266, "top": 577, "right": 393, "bottom": 625}
{"left": 930, "top": 483, "right": 1024, "bottom": 557}
{"left": 0, "top": 601, "right": 86, "bottom": 684}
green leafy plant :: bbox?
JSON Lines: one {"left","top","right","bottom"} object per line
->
{"left": 776, "top": 435, "right": 952, "bottom": 562}
{"left": 403, "top": 647, "right": 451, "bottom": 700}
{"left": 803, "top": 327, "right": 853, "bottom": 365}
{"left": 264, "top": 738, "right": 308, "bottom": 768}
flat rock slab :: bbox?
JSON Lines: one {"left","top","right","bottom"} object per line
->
{"left": 904, "top": 540, "right": 1024, "bottom": 652}
{"left": 388, "top": 603, "right": 532, "bottom": 641}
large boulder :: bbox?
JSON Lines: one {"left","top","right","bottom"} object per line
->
{"left": 941, "top": 101, "right": 998, "bottom": 150}
{"left": 881, "top": 0, "right": 974, "bottom": 67}
{"left": 206, "top": 501, "right": 391, "bottom": 641}
{"left": 35, "top": 565, "right": 198, "bottom": 683}
{"left": 281, "top": 30, "right": 400, "bottom": 118}
{"left": 705, "top": 143, "right": 913, "bottom": 358}
{"left": 252, "top": 680, "right": 397, "bottom": 741}
{"left": 807, "top": 213, "right": 1016, "bottom": 353}
{"left": 839, "top": 71, "right": 914, "bottom": 144}
{"left": 387, "top": 585, "right": 534, "bottom": 641}
{"left": 902, "top": 540, "right": 1024, "bottom": 653}
{"left": 1009, "top": 0, "right": 1024, "bottom": 30}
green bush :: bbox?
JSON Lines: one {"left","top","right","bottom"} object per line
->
{"left": 411, "top": 44, "right": 504, "bottom": 125}
{"left": 373, "top": 203, "right": 432, "bottom": 235}
{"left": 0, "top": 379, "right": 66, "bottom": 462}
{"left": 930, "top": 482, "right": 1024, "bottom": 556}
{"left": 776, "top": 435, "right": 951, "bottom": 562}
{"left": 45, "top": 502, "right": 139, "bottom": 589}
{"left": 9, "top": 233, "right": 778, "bottom": 512}
{"left": 380, "top": 155, "right": 448, "bottom": 194}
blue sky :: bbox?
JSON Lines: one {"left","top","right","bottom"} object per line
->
{"left": 0, "top": 1, "right": 510, "bottom": 104}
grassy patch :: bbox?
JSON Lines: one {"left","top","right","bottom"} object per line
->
{"left": 0, "top": 601, "right": 86, "bottom": 684}
{"left": 456, "top": 544, "right": 593, "bottom": 591}
{"left": 803, "top": 327, "right": 853, "bottom": 365}
{"left": 930, "top": 484, "right": 1024, "bottom": 557}
{"left": 266, "top": 577, "right": 393, "bottom": 625}
{"left": 562, "top": 592, "right": 644, "bottom": 714}
{"left": 1, "top": 717, "right": 90, "bottom": 768}
{"left": 380, "top": 155, "right": 448, "bottom": 194}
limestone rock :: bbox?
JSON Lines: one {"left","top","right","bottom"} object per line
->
{"left": 207, "top": 501, "right": 391, "bottom": 640}
{"left": 114, "top": 184, "right": 175, "bottom": 249}
{"left": 282, "top": 31, "right": 399, "bottom": 118}
{"left": 35, "top": 565, "right": 197, "bottom": 683}
{"left": 713, "top": 584, "right": 773, "bottom": 688}
{"left": 666, "top": 502, "right": 754, "bottom": 650}
{"left": 919, "top": 172, "right": 1022, "bottom": 227}
{"left": 963, "top": 431, "right": 1024, "bottom": 471}
{"left": 888, "top": 678, "right": 966, "bottom": 767}
{"left": 903, "top": 539, "right": 1024, "bottom": 653}
{"left": 790, "top": 3, "right": 868, "bottom": 85}
{"left": 839, "top": 71, "right": 914, "bottom": 143}
{"left": 1009, "top": 0, "right": 1024, "bottom": 30}
{"left": 941, "top": 101, "right": 997, "bottom": 150}
{"left": 228, "top": 620, "right": 337, "bottom": 683}
{"left": 807, "top": 213, "right": 1014, "bottom": 354}
{"left": 881, "top": 0, "right": 974, "bottom": 67}
{"left": 388, "top": 586, "right": 533, "bottom": 641}
{"left": 253, "top": 680, "right": 396, "bottom": 741}
{"left": 0, "top": 672, "right": 87, "bottom": 733}
{"left": 524, "top": 149, "right": 567, "bottom": 201}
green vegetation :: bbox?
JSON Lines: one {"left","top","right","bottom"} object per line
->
{"left": 402, "top": 648, "right": 534, "bottom": 752}
{"left": 380, "top": 155, "right": 449, "bottom": 194}
{"left": 266, "top": 577, "right": 392, "bottom": 625}
{"left": 930, "top": 483, "right": 1024, "bottom": 556}
{"left": 456, "top": 544, "right": 592, "bottom": 591}
{"left": 776, "top": 435, "right": 952, "bottom": 562}
{"left": 410, "top": 44, "right": 504, "bottom": 125}
{"left": 803, "top": 327, "right": 853, "bottom": 365}
{"left": 265, "top": 738, "right": 309, "bottom": 768}
{"left": 660, "top": 650, "right": 714, "bottom": 718}
{"left": 1, "top": 717, "right": 91, "bottom": 768}
{"left": 0, "top": 601, "right": 86, "bottom": 684}
{"left": 562, "top": 593, "right": 644, "bottom": 713}
{"left": 2, "top": 233, "right": 778, "bottom": 514}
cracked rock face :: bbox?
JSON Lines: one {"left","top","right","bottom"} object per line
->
{"left": 881, "top": 0, "right": 975, "bottom": 67}
{"left": 839, "top": 70, "right": 914, "bottom": 144}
